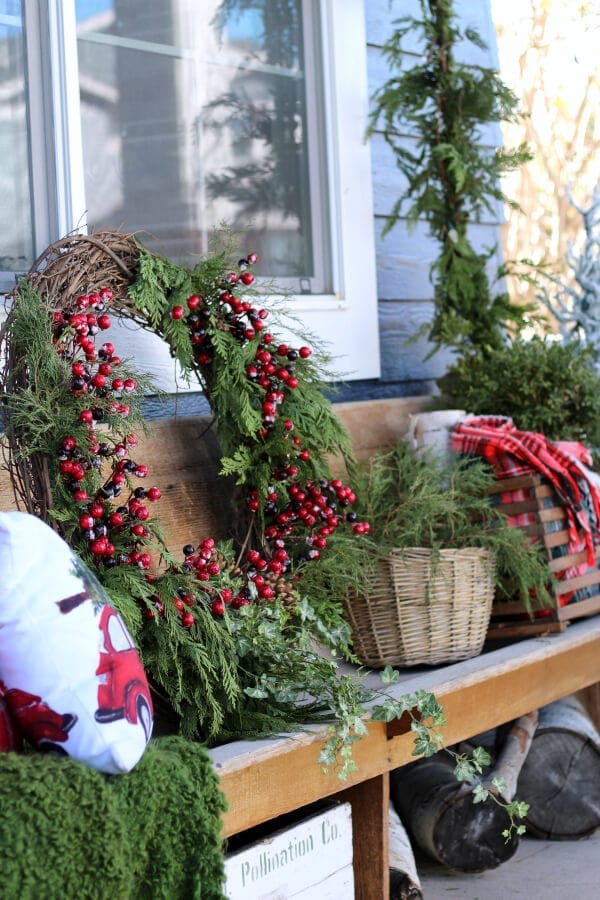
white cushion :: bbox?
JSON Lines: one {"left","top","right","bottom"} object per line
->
{"left": 0, "top": 511, "right": 153, "bottom": 773}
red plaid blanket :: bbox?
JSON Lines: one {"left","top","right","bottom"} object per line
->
{"left": 452, "top": 416, "right": 600, "bottom": 606}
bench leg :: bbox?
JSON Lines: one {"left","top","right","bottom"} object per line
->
{"left": 337, "top": 772, "right": 390, "bottom": 900}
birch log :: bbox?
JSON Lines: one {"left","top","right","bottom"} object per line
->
{"left": 517, "top": 694, "right": 600, "bottom": 839}
{"left": 390, "top": 711, "right": 538, "bottom": 872}
{"left": 388, "top": 801, "right": 423, "bottom": 899}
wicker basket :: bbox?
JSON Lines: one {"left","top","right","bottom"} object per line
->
{"left": 342, "top": 547, "right": 495, "bottom": 668}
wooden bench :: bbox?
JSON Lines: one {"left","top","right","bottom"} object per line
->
{"left": 3, "top": 397, "right": 600, "bottom": 899}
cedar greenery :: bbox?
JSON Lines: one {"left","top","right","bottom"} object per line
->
{"left": 368, "top": 0, "right": 535, "bottom": 351}
{"left": 436, "top": 336, "right": 600, "bottom": 449}
{"left": 299, "top": 441, "right": 554, "bottom": 616}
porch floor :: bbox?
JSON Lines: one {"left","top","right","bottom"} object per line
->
{"left": 417, "top": 828, "right": 600, "bottom": 898}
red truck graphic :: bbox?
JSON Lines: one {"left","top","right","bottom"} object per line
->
{"left": 1, "top": 683, "right": 76, "bottom": 752}
{"left": 0, "top": 692, "right": 23, "bottom": 753}
{"left": 94, "top": 606, "right": 153, "bottom": 742}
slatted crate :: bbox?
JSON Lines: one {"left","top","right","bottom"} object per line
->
{"left": 487, "top": 473, "right": 600, "bottom": 639}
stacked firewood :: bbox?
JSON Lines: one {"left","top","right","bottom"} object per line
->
{"left": 388, "top": 695, "right": 600, "bottom": 896}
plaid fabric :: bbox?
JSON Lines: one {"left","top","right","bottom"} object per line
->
{"left": 452, "top": 416, "right": 600, "bottom": 607}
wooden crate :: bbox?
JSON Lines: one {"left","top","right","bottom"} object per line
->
{"left": 487, "top": 473, "right": 600, "bottom": 639}
{"left": 224, "top": 801, "right": 354, "bottom": 899}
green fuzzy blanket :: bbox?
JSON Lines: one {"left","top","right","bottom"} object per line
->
{"left": 0, "top": 736, "right": 227, "bottom": 900}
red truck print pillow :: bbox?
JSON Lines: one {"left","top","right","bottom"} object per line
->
{"left": 0, "top": 511, "right": 153, "bottom": 773}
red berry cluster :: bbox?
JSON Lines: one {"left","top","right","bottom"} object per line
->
{"left": 163, "top": 252, "right": 370, "bottom": 583}
{"left": 53, "top": 287, "right": 248, "bottom": 626}
{"left": 248, "top": 477, "right": 370, "bottom": 572}
{"left": 52, "top": 292, "right": 161, "bottom": 566}
{"left": 173, "top": 253, "right": 262, "bottom": 368}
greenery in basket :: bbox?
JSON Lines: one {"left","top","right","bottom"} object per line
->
{"left": 436, "top": 336, "right": 600, "bottom": 451}
{"left": 299, "top": 441, "right": 554, "bottom": 617}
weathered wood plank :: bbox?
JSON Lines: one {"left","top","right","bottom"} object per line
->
{"left": 338, "top": 775, "right": 390, "bottom": 900}
{"left": 332, "top": 396, "right": 431, "bottom": 460}
{"left": 210, "top": 617, "right": 600, "bottom": 838}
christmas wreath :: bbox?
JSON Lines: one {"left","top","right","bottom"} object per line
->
{"left": 0, "top": 230, "right": 372, "bottom": 762}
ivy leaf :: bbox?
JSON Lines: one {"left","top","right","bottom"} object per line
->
{"left": 380, "top": 665, "right": 400, "bottom": 684}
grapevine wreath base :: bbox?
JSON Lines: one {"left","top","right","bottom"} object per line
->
{"left": 0, "top": 229, "right": 372, "bottom": 748}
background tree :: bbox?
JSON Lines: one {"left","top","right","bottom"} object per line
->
{"left": 491, "top": 0, "right": 600, "bottom": 309}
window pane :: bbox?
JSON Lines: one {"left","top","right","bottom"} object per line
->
{"left": 0, "top": 1, "right": 33, "bottom": 272}
{"left": 75, "top": 0, "right": 327, "bottom": 288}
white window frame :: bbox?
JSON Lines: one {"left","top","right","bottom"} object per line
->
{"left": 10, "top": 0, "right": 380, "bottom": 385}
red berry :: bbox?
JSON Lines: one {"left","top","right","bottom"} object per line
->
{"left": 171, "top": 306, "right": 185, "bottom": 319}
{"left": 79, "top": 514, "right": 94, "bottom": 530}
{"left": 232, "top": 596, "right": 251, "bottom": 610}
{"left": 181, "top": 612, "right": 195, "bottom": 628}
{"left": 109, "top": 512, "right": 124, "bottom": 527}
{"left": 79, "top": 409, "right": 93, "bottom": 424}
{"left": 91, "top": 373, "right": 106, "bottom": 389}
{"left": 89, "top": 502, "right": 104, "bottom": 519}
{"left": 71, "top": 362, "right": 85, "bottom": 377}
{"left": 221, "top": 588, "right": 233, "bottom": 604}
{"left": 111, "top": 378, "right": 124, "bottom": 391}
{"left": 241, "top": 272, "right": 254, "bottom": 285}
{"left": 62, "top": 436, "right": 77, "bottom": 451}
{"left": 97, "top": 314, "right": 111, "bottom": 330}
{"left": 123, "top": 378, "right": 137, "bottom": 393}
{"left": 211, "top": 599, "right": 225, "bottom": 616}
{"left": 187, "top": 295, "right": 201, "bottom": 310}
{"left": 147, "top": 486, "right": 161, "bottom": 501}
{"left": 247, "top": 253, "right": 259, "bottom": 265}
{"left": 299, "top": 346, "right": 312, "bottom": 358}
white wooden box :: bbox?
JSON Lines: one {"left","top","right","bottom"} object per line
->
{"left": 224, "top": 801, "right": 354, "bottom": 899}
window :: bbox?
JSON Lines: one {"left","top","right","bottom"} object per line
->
{"left": 0, "top": 2, "right": 33, "bottom": 272}
{"left": 0, "top": 0, "right": 379, "bottom": 384}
